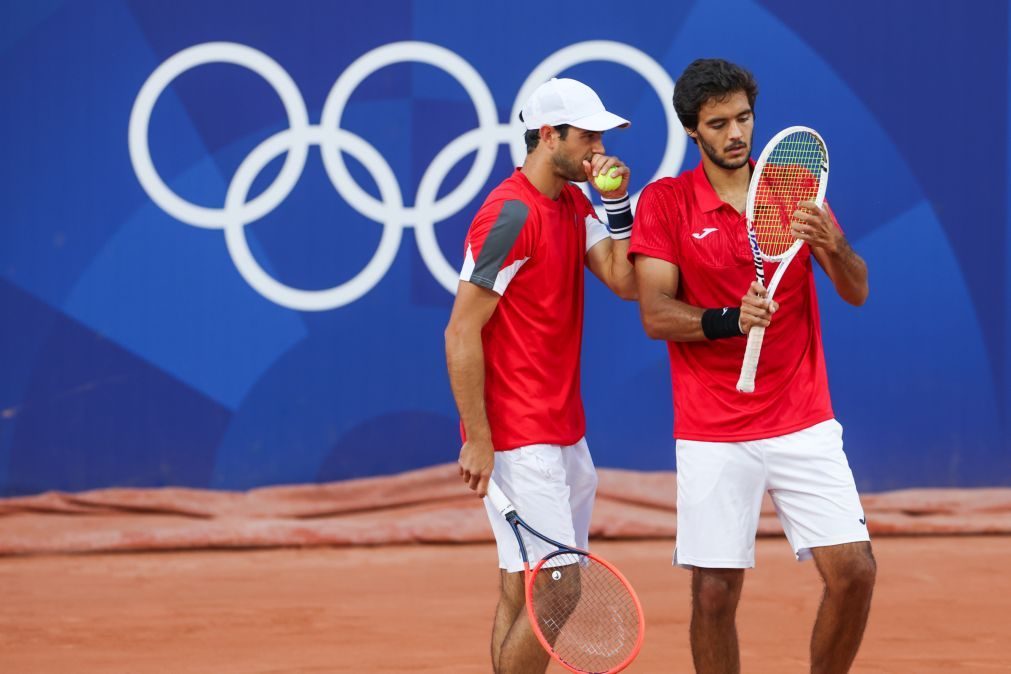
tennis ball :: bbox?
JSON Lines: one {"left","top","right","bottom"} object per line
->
{"left": 594, "top": 167, "right": 622, "bottom": 192}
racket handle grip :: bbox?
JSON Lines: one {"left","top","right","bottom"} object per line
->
{"left": 736, "top": 325, "right": 767, "bottom": 393}
{"left": 484, "top": 480, "right": 515, "bottom": 517}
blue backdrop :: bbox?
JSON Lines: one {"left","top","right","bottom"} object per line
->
{"left": 1, "top": 0, "right": 1008, "bottom": 495}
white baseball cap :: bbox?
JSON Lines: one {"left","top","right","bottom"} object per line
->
{"left": 520, "top": 78, "right": 630, "bottom": 131}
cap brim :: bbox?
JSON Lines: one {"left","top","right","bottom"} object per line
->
{"left": 568, "top": 110, "right": 631, "bottom": 132}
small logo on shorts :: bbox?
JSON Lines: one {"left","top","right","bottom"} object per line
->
{"left": 859, "top": 516, "right": 867, "bottom": 525}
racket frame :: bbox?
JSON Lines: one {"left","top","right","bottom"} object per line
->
{"left": 485, "top": 480, "right": 645, "bottom": 674}
{"left": 737, "top": 126, "right": 829, "bottom": 393}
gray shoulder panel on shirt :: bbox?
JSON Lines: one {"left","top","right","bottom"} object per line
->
{"left": 469, "top": 199, "right": 530, "bottom": 289}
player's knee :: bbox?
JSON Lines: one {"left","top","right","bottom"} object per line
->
{"left": 692, "top": 569, "right": 743, "bottom": 619}
{"left": 529, "top": 563, "right": 583, "bottom": 622}
{"left": 549, "top": 568, "right": 583, "bottom": 611}
{"left": 825, "top": 552, "right": 876, "bottom": 597}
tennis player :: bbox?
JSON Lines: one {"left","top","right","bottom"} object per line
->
{"left": 630, "top": 59, "right": 875, "bottom": 673}
{"left": 444, "top": 77, "right": 636, "bottom": 674}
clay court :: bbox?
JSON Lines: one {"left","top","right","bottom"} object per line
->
{"left": 1, "top": 537, "right": 1009, "bottom": 673}
{"left": 2, "top": 467, "right": 1010, "bottom": 672}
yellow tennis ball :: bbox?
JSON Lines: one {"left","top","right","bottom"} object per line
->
{"left": 594, "top": 167, "right": 622, "bottom": 192}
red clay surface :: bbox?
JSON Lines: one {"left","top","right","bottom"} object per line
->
{"left": 1, "top": 536, "right": 1008, "bottom": 673}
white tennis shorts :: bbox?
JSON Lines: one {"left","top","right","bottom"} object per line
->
{"left": 483, "top": 437, "right": 597, "bottom": 573}
{"left": 674, "top": 419, "right": 869, "bottom": 568}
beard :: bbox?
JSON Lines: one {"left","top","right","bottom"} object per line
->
{"left": 699, "top": 135, "right": 750, "bottom": 170}
{"left": 552, "top": 151, "right": 587, "bottom": 182}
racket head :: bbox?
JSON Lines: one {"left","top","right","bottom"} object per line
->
{"left": 745, "top": 126, "right": 829, "bottom": 261}
{"left": 525, "top": 549, "right": 645, "bottom": 674}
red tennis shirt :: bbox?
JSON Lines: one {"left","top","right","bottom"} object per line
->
{"left": 459, "top": 169, "right": 609, "bottom": 451}
{"left": 630, "top": 162, "right": 835, "bottom": 441}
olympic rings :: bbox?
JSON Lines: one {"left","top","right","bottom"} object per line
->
{"left": 128, "top": 40, "right": 684, "bottom": 310}
{"left": 129, "top": 42, "right": 311, "bottom": 230}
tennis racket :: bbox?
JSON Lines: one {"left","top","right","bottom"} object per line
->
{"left": 736, "top": 126, "right": 829, "bottom": 393}
{"left": 484, "top": 480, "right": 645, "bottom": 674}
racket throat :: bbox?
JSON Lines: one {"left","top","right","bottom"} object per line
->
{"left": 507, "top": 518, "right": 530, "bottom": 565}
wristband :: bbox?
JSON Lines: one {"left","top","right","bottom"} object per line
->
{"left": 701, "top": 307, "right": 743, "bottom": 340}
{"left": 602, "top": 194, "right": 632, "bottom": 240}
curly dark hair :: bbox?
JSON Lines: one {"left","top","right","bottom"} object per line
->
{"left": 673, "top": 59, "right": 758, "bottom": 142}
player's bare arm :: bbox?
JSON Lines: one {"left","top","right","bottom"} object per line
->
{"left": 793, "top": 201, "right": 869, "bottom": 306}
{"left": 586, "top": 238, "right": 636, "bottom": 300}
{"left": 637, "top": 257, "right": 776, "bottom": 341}
{"left": 634, "top": 257, "right": 707, "bottom": 341}
{"left": 444, "top": 282, "right": 500, "bottom": 497}
{"left": 583, "top": 154, "right": 637, "bottom": 300}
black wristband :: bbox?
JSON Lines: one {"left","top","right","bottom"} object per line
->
{"left": 701, "top": 307, "right": 743, "bottom": 340}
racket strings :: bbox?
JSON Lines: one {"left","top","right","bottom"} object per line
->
{"left": 753, "top": 131, "right": 825, "bottom": 257}
{"left": 531, "top": 552, "right": 640, "bottom": 672}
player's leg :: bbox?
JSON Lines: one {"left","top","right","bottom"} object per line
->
{"left": 535, "top": 436, "right": 597, "bottom": 634}
{"left": 674, "top": 438, "right": 766, "bottom": 673}
{"left": 494, "top": 568, "right": 551, "bottom": 674}
{"left": 490, "top": 572, "right": 518, "bottom": 668}
{"left": 809, "top": 541, "right": 876, "bottom": 674}
{"left": 484, "top": 443, "right": 579, "bottom": 674}
{"left": 499, "top": 438, "right": 597, "bottom": 672}
{"left": 691, "top": 567, "right": 745, "bottom": 673}
{"left": 764, "top": 419, "right": 874, "bottom": 673}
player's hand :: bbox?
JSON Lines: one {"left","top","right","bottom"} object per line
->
{"left": 739, "top": 281, "right": 779, "bottom": 333}
{"left": 458, "top": 438, "right": 495, "bottom": 497}
{"left": 583, "top": 154, "right": 630, "bottom": 198}
{"left": 791, "top": 201, "right": 844, "bottom": 253}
